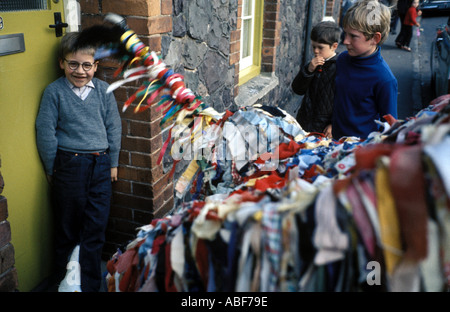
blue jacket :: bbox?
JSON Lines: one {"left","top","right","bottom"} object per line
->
{"left": 332, "top": 48, "right": 398, "bottom": 139}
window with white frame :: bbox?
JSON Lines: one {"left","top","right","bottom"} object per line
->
{"left": 240, "top": 0, "right": 255, "bottom": 70}
{"left": 239, "top": 0, "right": 263, "bottom": 85}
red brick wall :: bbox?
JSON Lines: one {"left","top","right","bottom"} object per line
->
{"left": 0, "top": 157, "right": 19, "bottom": 292}
{"left": 78, "top": 0, "right": 175, "bottom": 257}
{"left": 326, "top": 0, "right": 335, "bottom": 16}
{"left": 262, "top": 0, "right": 281, "bottom": 73}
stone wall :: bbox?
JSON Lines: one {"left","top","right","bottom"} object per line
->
{"left": 162, "top": 0, "right": 239, "bottom": 115}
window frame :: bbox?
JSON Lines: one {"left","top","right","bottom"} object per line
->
{"left": 239, "top": 0, "right": 264, "bottom": 86}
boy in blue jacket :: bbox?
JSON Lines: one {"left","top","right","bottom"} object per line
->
{"left": 332, "top": 0, "right": 398, "bottom": 140}
{"left": 36, "top": 32, "right": 122, "bottom": 292}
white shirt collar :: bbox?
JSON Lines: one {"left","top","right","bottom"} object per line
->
{"left": 64, "top": 78, "right": 95, "bottom": 100}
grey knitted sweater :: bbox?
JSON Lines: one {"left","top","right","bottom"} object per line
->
{"left": 36, "top": 77, "right": 122, "bottom": 175}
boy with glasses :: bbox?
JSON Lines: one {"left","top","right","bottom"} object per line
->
{"left": 36, "top": 31, "right": 122, "bottom": 292}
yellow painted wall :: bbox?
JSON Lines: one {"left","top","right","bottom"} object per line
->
{"left": 0, "top": 5, "right": 64, "bottom": 291}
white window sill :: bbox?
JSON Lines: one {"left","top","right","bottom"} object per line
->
{"left": 235, "top": 72, "right": 279, "bottom": 107}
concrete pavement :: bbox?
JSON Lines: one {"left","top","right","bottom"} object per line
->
{"left": 381, "top": 22, "right": 423, "bottom": 119}
{"left": 386, "top": 14, "right": 448, "bottom": 119}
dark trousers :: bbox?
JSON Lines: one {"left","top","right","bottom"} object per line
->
{"left": 52, "top": 149, "right": 112, "bottom": 292}
{"left": 398, "top": 25, "right": 413, "bottom": 47}
{"left": 395, "top": 14, "right": 407, "bottom": 44}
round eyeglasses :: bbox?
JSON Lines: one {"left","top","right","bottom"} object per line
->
{"left": 64, "top": 59, "right": 97, "bottom": 71}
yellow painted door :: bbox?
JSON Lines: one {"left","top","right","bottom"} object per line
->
{"left": 0, "top": 0, "right": 69, "bottom": 291}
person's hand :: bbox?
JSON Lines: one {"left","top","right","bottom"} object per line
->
{"left": 111, "top": 167, "right": 118, "bottom": 182}
{"left": 323, "top": 124, "right": 332, "bottom": 139}
{"left": 417, "top": 10, "right": 422, "bottom": 16}
{"left": 308, "top": 56, "right": 325, "bottom": 73}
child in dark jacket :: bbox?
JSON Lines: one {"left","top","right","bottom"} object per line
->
{"left": 292, "top": 21, "right": 341, "bottom": 138}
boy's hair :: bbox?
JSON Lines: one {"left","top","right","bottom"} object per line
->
{"left": 311, "top": 21, "right": 342, "bottom": 46}
{"left": 342, "top": 0, "right": 391, "bottom": 45}
{"left": 58, "top": 32, "right": 96, "bottom": 60}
